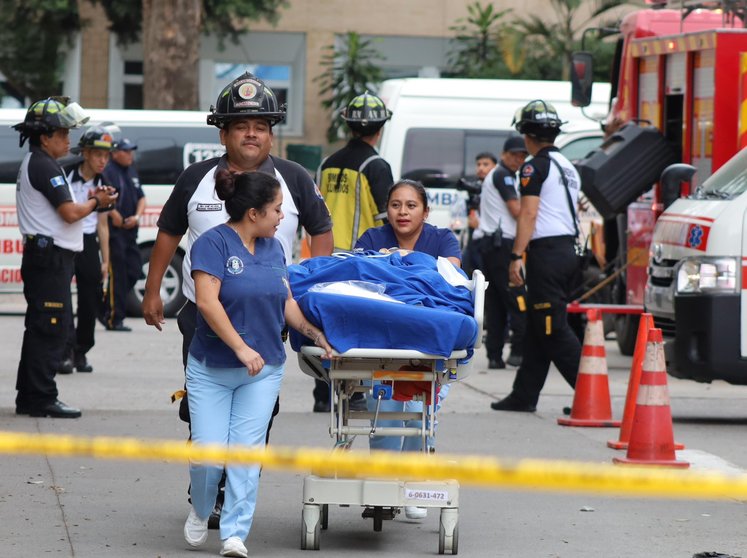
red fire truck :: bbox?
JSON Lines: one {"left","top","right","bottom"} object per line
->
{"left": 571, "top": 1, "right": 747, "bottom": 355}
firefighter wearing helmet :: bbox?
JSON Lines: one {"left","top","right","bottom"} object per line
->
{"left": 14, "top": 98, "right": 118, "bottom": 419}
{"left": 491, "top": 99, "right": 583, "bottom": 413}
{"left": 318, "top": 91, "right": 394, "bottom": 253}
{"left": 141, "top": 72, "right": 332, "bottom": 546}
{"left": 312, "top": 92, "right": 394, "bottom": 413}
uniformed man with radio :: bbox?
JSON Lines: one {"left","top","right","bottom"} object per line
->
{"left": 474, "top": 136, "right": 528, "bottom": 370}
{"left": 13, "top": 97, "right": 117, "bottom": 418}
{"left": 491, "top": 100, "right": 582, "bottom": 412}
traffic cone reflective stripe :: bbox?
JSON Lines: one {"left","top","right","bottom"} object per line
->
{"left": 613, "top": 328, "right": 689, "bottom": 468}
{"left": 558, "top": 309, "right": 621, "bottom": 427}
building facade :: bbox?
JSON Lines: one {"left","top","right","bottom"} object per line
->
{"left": 70, "top": 0, "right": 561, "bottom": 155}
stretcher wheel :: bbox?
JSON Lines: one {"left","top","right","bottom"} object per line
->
{"left": 321, "top": 504, "right": 329, "bottom": 530}
{"left": 438, "top": 508, "right": 459, "bottom": 555}
{"left": 301, "top": 504, "right": 321, "bottom": 550}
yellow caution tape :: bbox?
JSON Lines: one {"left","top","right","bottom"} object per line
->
{"left": 1, "top": 430, "right": 746, "bottom": 501}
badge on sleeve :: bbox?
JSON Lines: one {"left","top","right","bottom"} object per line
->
{"left": 520, "top": 164, "right": 534, "bottom": 187}
{"left": 504, "top": 176, "right": 514, "bottom": 186}
{"left": 50, "top": 175, "right": 66, "bottom": 188}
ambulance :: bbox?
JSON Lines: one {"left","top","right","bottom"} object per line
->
{"left": 648, "top": 148, "right": 747, "bottom": 384}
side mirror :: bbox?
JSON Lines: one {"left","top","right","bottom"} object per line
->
{"left": 660, "top": 163, "right": 696, "bottom": 209}
{"left": 570, "top": 51, "right": 594, "bottom": 108}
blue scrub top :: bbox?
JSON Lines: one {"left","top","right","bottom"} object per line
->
{"left": 189, "top": 224, "right": 288, "bottom": 367}
{"left": 355, "top": 222, "right": 461, "bottom": 260}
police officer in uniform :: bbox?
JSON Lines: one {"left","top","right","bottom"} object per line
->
{"left": 491, "top": 100, "right": 582, "bottom": 412}
{"left": 314, "top": 91, "right": 393, "bottom": 412}
{"left": 319, "top": 91, "right": 393, "bottom": 252}
{"left": 14, "top": 97, "right": 117, "bottom": 418}
{"left": 474, "top": 136, "right": 528, "bottom": 369}
{"left": 102, "top": 137, "right": 146, "bottom": 332}
{"left": 142, "top": 72, "right": 333, "bottom": 527}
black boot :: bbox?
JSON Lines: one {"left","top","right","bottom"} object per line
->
{"left": 74, "top": 352, "right": 93, "bottom": 372}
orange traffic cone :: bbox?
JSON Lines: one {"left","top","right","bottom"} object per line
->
{"left": 608, "top": 313, "right": 653, "bottom": 448}
{"left": 558, "top": 309, "right": 621, "bottom": 427}
{"left": 608, "top": 314, "right": 684, "bottom": 450}
{"left": 613, "top": 328, "right": 689, "bottom": 468}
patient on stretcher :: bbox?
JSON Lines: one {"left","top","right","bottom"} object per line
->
{"left": 290, "top": 180, "right": 478, "bottom": 521}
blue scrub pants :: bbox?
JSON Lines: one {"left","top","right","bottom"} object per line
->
{"left": 367, "top": 383, "right": 450, "bottom": 452}
{"left": 186, "top": 354, "right": 284, "bottom": 542}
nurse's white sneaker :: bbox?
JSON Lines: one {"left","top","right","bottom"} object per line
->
{"left": 183, "top": 507, "right": 208, "bottom": 547}
{"left": 404, "top": 506, "right": 428, "bottom": 519}
{"left": 220, "top": 536, "right": 248, "bottom": 557}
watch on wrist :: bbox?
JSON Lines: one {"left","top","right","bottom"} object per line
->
{"left": 509, "top": 253, "right": 523, "bottom": 261}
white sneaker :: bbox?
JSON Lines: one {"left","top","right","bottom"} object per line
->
{"left": 220, "top": 536, "right": 248, "bottom": 557}
{"left": 404, "top": 506, "right": 428, "bottom": 519}
{"left": 183, "top": 507, "right": 208, "bottom": 547}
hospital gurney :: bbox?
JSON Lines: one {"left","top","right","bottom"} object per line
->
{"left": 296, "top": 268, "right": 485, "bottom": 555}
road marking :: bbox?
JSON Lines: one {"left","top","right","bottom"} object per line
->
{"left": 678, "top": 450, "right": 745, "bottom": 475}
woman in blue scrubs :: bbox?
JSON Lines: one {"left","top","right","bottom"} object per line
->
{"left": 182, "top": 169, "right": 333, "bottom": 558}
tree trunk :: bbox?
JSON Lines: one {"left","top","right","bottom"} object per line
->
{"left": 142, "top": 0, "right": 202, "bottom": 109}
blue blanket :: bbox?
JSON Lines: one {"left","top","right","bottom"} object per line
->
{"left": 288, "top": 252, "right": 478, "bottom": 357}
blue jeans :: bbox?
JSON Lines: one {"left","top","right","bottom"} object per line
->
{"left": 367, "top": 383, "right": 450, "bottom": 452}
{"left": 186, "top": 354, "right": 284, "bottom": 542}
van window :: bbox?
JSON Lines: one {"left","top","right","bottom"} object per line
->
{"left": 401, "top": 128, "right": 508, "bottom": 183}
{"left": 0, "top": 130, "right": 23, "bottom": 183}
{"left": 559, "top": 135, "right": 603, "bottom": 163}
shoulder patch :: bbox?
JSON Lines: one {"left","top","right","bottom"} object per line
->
{"left": 504, "top": 175, "right": 514, "bottom": 186}
{"left": 521, "top": 164, "right": 535, "bottom": 177}
{"left": 50, "top": 175, "right": 67, "bottom": 188}
{"left": 313, "top": 184, "right": 324, "bottom": 200}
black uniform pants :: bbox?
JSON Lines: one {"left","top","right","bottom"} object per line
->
{"left": 104, "top": 230, "right": 142, "bottom": 327}
{"left": 16, "top": 240, "right": 75, "bottom": 409}
{"left": 480, "top": 237, "right": 526, "bottom": 361}
{"left": 73, "top": 233, "right": 103, "bottom": 357}
{"left": 511, "top": 236, "right": 581, "bottom": 407}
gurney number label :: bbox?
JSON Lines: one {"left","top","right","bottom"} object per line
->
{"left": 405, "top": 489, "right": 448, "bottom": 502}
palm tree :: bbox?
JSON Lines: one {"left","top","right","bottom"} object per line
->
{"left": 512, "top": 0, "right": 637, "bottom": 80}
{"left": 447, "top": 2, "right": 513, "bottom": 78}
{"left": 315, "top": 32, "right": 385, "bottom": 144}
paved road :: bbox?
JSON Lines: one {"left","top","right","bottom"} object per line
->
{"left": 1, "top": 313, "right": 746, "bottom": 557}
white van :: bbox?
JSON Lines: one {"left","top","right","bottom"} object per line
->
{"left": 0, "top": 109, "right": 225, "bottom": 316}
{"left": 377, "top": 78, "right": 611, "bottom": 230}
{"left": 646, "top": 147, "right": 747, "bottom": 385}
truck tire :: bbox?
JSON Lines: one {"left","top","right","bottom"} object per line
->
{"left": 125, "top": 246, "right": 186, "bottom": 318}
{"left": 615, "top": 314, "right": 638, "bottom": 356}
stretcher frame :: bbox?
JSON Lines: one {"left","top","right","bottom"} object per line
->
{"left": 298, "top": 270, "right": 485, "bottom": 555}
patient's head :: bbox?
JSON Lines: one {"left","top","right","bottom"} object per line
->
{"left": 386, "top": 179, "right": 429, "bottom": 240}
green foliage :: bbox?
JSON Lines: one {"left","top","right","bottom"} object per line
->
{"left": 95, "top": 0, "right": 140, "bottom": 44}
{"left": 0, "top": 0, "right": 80, "bottom": 102}
{"left": 446, "top": 0, "right": 635, "bottom": 82}
{"left": 315, "top": 32, "right": 385, "bottom": 144}
{"left": 511, "top": 0, "right": 637, "bottom": 80}
{"left": 203, "top": 0, "right": 285, "bottom": 46}
{"left": 96, "top": 0, "right": 285, "bottom": 46}
{"left": 446, "top": 2, "right": 513, "bottom": 78}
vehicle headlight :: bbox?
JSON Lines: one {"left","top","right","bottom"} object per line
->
{"left": 675, "top": 257, "right": 738, "bottom": 294}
